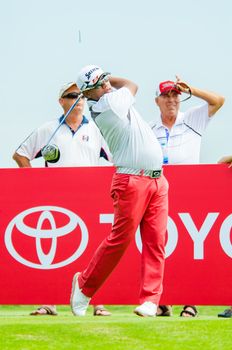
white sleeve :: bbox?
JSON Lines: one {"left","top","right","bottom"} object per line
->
{"left": 183, "top": 104, "right": 210, "bottom": 134}
{"left": 93, "top": 87, "right": 135, "bottom": 120}
{"left": 15, "top": 130, "right": 43, "bottom": 160}
{"left": 15, "top": 122, "right": 53, "bottom": 160}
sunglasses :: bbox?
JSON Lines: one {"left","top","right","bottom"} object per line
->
{"left": 62, "top": 92, "right": 84, "bottom": 99}
{"left": 94, "top": 74, "right": 110, "bottom": 88}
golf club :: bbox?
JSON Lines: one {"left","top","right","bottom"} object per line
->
{"left": 42, "top": 73, "right": 110, "bottom": 162}
{"left": 41, "top": 92, "right": 84, "bottom": 162}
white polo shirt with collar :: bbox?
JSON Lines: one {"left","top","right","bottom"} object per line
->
{"left": 16, "top": 115, "right": 111, "bottom": 167}
{"left": 89, "top": 87, "right": 163, "bottom": 171}
{"left": 150, "top": 103, "right": 210, "bottom": 164}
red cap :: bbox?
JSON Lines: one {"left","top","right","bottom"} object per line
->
{"left": 156, "top": 80, "right": 181, "bottom": 96}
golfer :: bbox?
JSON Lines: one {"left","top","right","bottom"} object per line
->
{"left": 70, "top": 65, "right": 169, "bottom": 317}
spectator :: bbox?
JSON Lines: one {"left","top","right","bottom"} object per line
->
{"left": 13, "top": 81, "right": 112, "bottom": 317}
{"left": 217, "top": 155, "right": 232, "bottom": 318}
{"left": 150, "top": 76, "right": 225, "bottom": 317}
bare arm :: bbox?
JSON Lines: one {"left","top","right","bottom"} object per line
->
{"left": 188, "top": 87, "right": 224, "bottom": 117}
{"left": 218, "top": 155, "right": 232, "bottom": 168}
{"left": 175, "top": 76, "right": 225, "bottom": 117}
{"left": 109, "top": 76, "right": 138, "bottom": 96}
{"left": 12, "top": 152, "right": 32, "bottom": 167}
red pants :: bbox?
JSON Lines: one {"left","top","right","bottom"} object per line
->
{"left": 78, "top": 173, "right": 169, "bottom": 304}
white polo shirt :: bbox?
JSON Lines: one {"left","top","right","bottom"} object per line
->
{"left": 89, "top": 87, "right": 163, "bottom": 170}
{"left": 150, "top": 104, "right": 210, "bottom": 164}
{"left": 16, "top": 116, "right": 111, "bottom": 167}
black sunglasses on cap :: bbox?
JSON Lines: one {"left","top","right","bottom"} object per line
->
{"left": 81, "top": 72, "right": 111, "bottom": 91}
{"left": 62, "top": 92, "right": 84, "bottom": 99}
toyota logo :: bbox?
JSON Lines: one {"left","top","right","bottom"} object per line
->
{"left": 4, "top": 206, "right": 88, "bottom": 269}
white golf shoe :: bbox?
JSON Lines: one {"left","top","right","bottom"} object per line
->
{"left": 134, "top": 301, "right": 157, "bottom": 317}
{"left": 70, "top": 272, "right": 90, "bottom": 316}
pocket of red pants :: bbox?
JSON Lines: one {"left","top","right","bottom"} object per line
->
{"left": 110, "top": 173, "right": 130, "bottom": 200}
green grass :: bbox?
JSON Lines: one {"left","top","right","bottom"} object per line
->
{"left": 0, "top": 305, "right": 231, "bottom": 350}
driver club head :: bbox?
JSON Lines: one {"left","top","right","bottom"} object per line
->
{"left": 41, "top": 144, "right": 60, "bottom": 163}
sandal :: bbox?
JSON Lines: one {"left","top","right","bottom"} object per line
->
{"left": 180, "top": 305, "right": 198, "bottom": 317}
{"left": 156, "top": 305, "right": 172, "bottom": 316}
{"left": 218, "top": 308, "right": 232, "bottom": 318}
{"left": 93, "top": 305, "right": 111, "bottom": 316}
{"left": 30, "top": 305, "right": 58, "bottom": 316}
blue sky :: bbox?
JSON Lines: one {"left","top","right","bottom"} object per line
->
{"left": 1, "top": 0, "right": 232, "bottom": 167}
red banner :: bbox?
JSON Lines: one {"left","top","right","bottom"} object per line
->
{"left": 0, "top": 165, "right": 231, "bottom": 305}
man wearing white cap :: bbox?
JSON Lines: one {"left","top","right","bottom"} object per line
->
{"left": 13, "top": 81, "right": 111, "bottom": 317}
{"left": 70, "top": 65, "right": 169, "bottom": 317}
{"left": 151, "top": 77, "right": 224, "bottom": 317}
{"left": 13, "top": 82, "right": 111, "bottom": 168}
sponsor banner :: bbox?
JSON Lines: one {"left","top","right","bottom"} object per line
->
{"left": 0, "top": 165, "right": 231, "bottom": 305}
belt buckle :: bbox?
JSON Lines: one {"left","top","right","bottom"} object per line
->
{"left": 150, "top": 170, "right": 161, "bottom": 178}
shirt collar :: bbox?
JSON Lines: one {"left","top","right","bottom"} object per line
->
{"left": 59, "top": 114, "right": 89, "bottom": 125}
{"left": 155, "top": 111, "right": 184, "bottom": 129}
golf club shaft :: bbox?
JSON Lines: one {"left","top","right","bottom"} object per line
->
{"left": 45, "top": 93, "right": 83, "bottom": 147}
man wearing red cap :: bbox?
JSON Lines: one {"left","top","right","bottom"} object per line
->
{"left": 151, "top": 76, "right": 225, "bottom": 317}
{"left": 151, "top": 76, "right": 224, "bottom": 165}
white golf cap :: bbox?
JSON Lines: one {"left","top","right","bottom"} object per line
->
{"left": 58, "top": 82, "right": 77, "bottom": 98}
{"left": 76, "top": 65, "right": 110, "bottom": 91}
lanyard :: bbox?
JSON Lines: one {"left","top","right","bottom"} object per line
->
{"left": 165, "top": 128, "right": 170, "bottom": 143}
